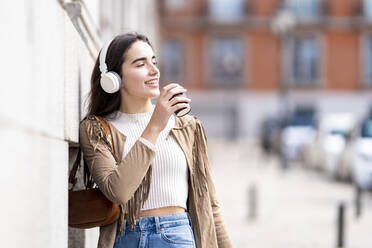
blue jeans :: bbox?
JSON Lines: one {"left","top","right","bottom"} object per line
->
{"left": 113, "top": 212, "right": 196, "bottom": 248}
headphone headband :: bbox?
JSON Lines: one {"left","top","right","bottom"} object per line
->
{"left": 99, "top": 39, "right": 113, "bottom": 73}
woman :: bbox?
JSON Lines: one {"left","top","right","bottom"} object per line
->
{"left": 79, "top": 32, "right": 232, "bottom": 248}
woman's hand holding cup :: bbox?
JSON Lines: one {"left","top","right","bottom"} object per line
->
{"left": 141, "top": 83, "right": 191, "bottom": 144}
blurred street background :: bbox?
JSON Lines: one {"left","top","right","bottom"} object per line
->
{"left": 209, "top": 140, "right": 372, "bottom": 248}
{"left": 1, "top": 0, "right": 372, "bottom": 247}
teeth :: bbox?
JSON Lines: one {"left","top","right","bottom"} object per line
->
{"left": 146, "top": 79, "right": 158, "bottom": 84}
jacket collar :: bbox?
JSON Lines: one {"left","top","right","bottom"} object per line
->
{"left": 170, "top": 116, "right": 195, "bottom": 175}
{"left": 173, "top": 115, "right": 194, "bottom": 129}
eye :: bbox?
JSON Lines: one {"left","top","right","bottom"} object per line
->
{"left": 136, "top": 63, "right": 145, "bottom": 67}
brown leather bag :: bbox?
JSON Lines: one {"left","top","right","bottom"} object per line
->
{"left": 68, "top": 117, "right": 120, "bottom": 229}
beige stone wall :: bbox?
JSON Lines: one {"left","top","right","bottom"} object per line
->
{"left": 0, "top": 0, "right": 159, "bottom": 247}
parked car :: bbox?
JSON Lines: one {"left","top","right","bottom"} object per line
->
{"left": 303, "top": 113, "right": 357, "bottom": 179}
{"left": 280, "top": 106, "right": 317, "bottom": 167}
{"left": 351, "top": 119, "right": 372, "bottom": 189}
{"left": 302, "top": 130, "right": 325, "bottom": 171}
{"left": 336, "top": 129, "right": 356, "bottom": 181}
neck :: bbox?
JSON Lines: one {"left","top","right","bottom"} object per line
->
{"left": 119, "top": 92, "right": 154, "bottom": 114}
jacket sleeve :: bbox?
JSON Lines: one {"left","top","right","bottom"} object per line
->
{"left": 79, "top": 118, "right": 155, "bottom": 205}
{"left": 195, "top": 118, "right": 233, "bottom": 248}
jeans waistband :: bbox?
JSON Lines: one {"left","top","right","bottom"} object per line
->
{"left": 123, "top": 212, "right": 192, "bottom": 233}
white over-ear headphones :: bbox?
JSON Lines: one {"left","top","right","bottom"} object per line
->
{"left": 99, "top": 39, "right": 122, "bottom": 93}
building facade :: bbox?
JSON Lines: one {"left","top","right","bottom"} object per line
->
{"left": 159, "top": 0, "right": 372, "bottom": 139}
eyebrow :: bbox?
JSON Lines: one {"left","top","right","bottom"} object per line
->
{"left": 131, "top": 56, "right": 156, "bottom": 64}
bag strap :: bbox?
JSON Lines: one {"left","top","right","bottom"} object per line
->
{"left": 68, "top": 117, "right": 114, "bottom": 190}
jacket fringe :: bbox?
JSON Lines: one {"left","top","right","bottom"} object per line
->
{"left": 121, "top": 164, "right": 152, "bottom": 236}
{"left": 84, "top": 116, "right": 153, "bottom": 238}
{"left": 86, "top": 116, "right": 114, "bottom": 155}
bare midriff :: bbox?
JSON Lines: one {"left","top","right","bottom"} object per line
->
{"left": 138, "top": 206, "right": 186, "bottom": 218}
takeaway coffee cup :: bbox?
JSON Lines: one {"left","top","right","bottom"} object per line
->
{"left": 169, "top": 90, "right": 191, "bottom": 117}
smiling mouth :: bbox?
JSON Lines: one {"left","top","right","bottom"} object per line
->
{"left": 145, "top": 79, "right": 159, "bottom": 85}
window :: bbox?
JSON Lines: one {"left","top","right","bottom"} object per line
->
{"left": 286, "top": 36, "right": 321, "bottom": 86}
{"left": 209, "top": 0, "right": 245, "bottom": 21}
{"left": 364, "top": 0, "right": 372, "bottom": 20}
{"left": 361, "top": 120, "right": 372, "bottom": 138}
{"left": 363, "top": 36, "right": 372, "bottom": 86}
{"left": 285, "top": 0, "right": 320, "bottom": 19}
{"left": 208, "top": 38, "right": 244, "bottom": 87}
{"left": 164, "top": 0, "right": 186, "bottom": 10}
{"left": 161, "top": 40, "right": 185, "bottom": 82}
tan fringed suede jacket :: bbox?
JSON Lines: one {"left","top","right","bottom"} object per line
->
{"left": 79, "top": 114, "right": 233, "bottom": 248}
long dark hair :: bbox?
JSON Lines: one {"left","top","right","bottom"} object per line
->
{"left": 85, "top": 32, "right": 152, "bottom": 118}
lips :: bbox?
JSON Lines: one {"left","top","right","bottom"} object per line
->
{"left": 145, "top": 79, "right": 159, "bottom": 86}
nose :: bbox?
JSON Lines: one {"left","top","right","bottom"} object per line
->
{"left": 149, "top": 63, "right": 159, "bottom": 76}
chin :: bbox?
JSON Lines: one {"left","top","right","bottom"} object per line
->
{"left": 148, "top": 90, "right": 160, "bottom": 99}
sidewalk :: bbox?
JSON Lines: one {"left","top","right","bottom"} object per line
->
{"left": 207, "top": 139, "right": 372, "bottom": 248}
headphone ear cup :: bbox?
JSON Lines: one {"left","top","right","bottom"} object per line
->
{"left": 100, "top": 71, "right": 122, "bottom": 93}
{"left": 111, "top": 71, "right": 122, "bottom": 86}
